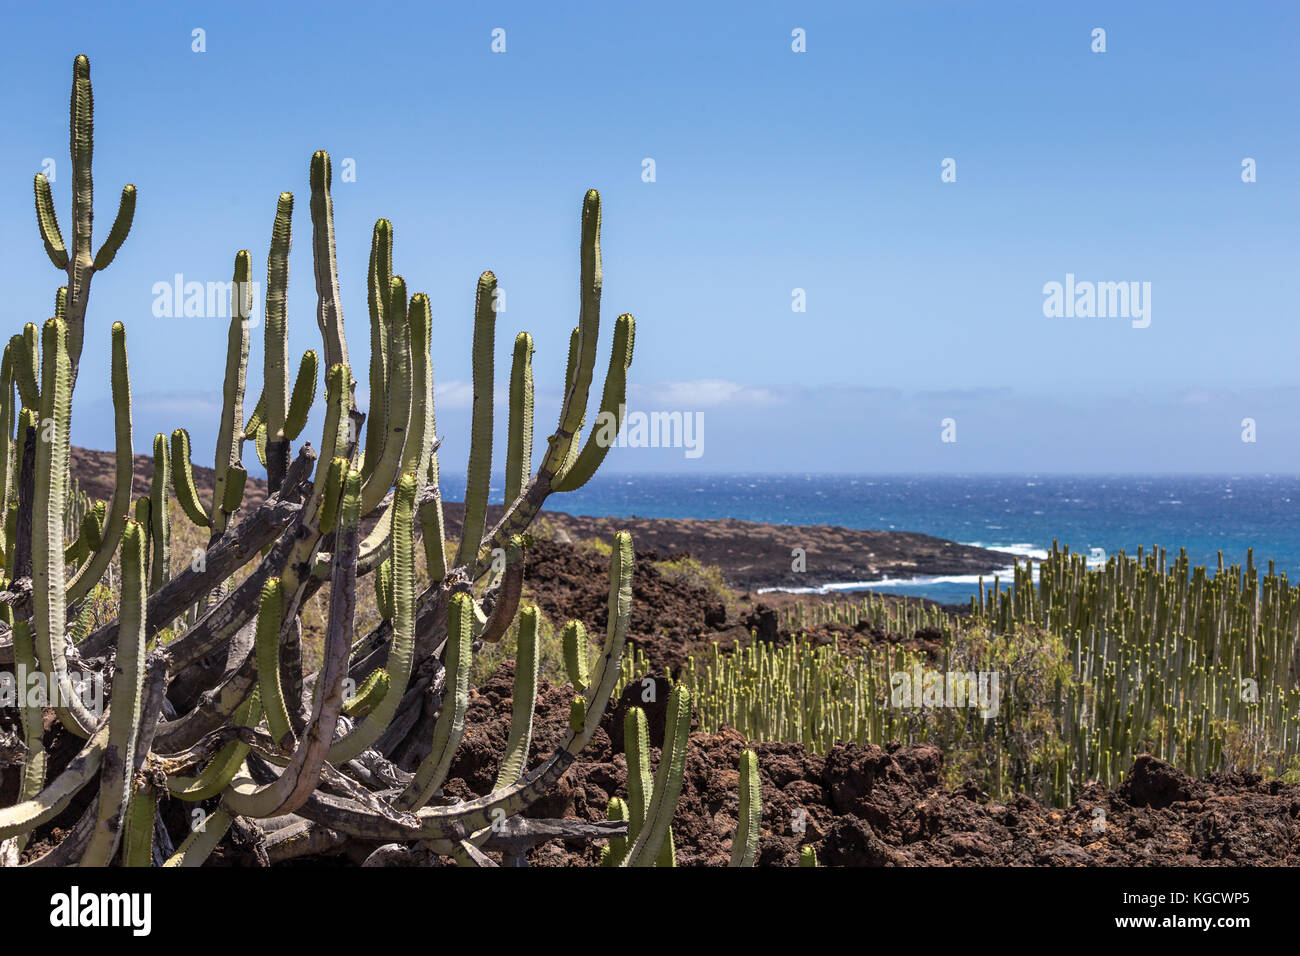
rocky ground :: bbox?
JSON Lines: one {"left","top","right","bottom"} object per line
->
{"left": 442, "top": 538, "right": 1300, "bottom": 866}
{"left": 439, "top": 657, "right": 1300, "bottom": 866}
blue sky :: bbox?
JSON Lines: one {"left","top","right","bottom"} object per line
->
{"left": 0, "top": 1, "right": 1297, "bottom": 475}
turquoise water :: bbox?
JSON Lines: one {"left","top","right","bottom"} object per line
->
{"left": 445, "top": 473, "right": 1300, "bottom": 604}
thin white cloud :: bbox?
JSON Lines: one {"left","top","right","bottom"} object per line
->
{"left": 131, "top": 391, "right": 225, "bottom": 418}
{"left": 633, "top": 379, "right": 781, "bottom": 408}
{"left": 434, "top": 380, "right": 475, "bottom": 409}
{"left": 432, "top": 381, "right": 511, "bottom": 409}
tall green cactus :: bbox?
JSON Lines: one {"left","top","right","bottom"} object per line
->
{"left": 31, "top": 56, "right": 136, "bottom": 384}
{"left": 0, "top": 52, "right": 774, "bottom": 871}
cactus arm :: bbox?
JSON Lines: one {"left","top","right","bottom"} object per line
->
{"left": 81, "top": 520, "right": 148, "bottom": 865}
{"left": 170, "top": 428, "right": 212, "bottom": 528}
{"left": 63, "top": 55, "right": 99, "bottom": 375}
{"left": 133, "top": 496, "right": 151, "bottom": 580}
{"left": 341, "top": 667, "right": 388, "bottom": 719}
{"left": 358, "top": 278, "right": 410, "bottom": 515}
{"left": 622, "top": 684, "right": 691, "bottom": 867}
{"left": 561, "top": 620, "right": 590, "bottom": 694}
{"left": 624, "top": 707, "right": 653, "bottom": 840}
{"left": 284, "top": 747, "right": 571, "bottom": 842}
{"left": 374, "top": 554, "right": 394, "bottom": 620}
{"left": 34, "top": 174, "right": 68, "bottom": 269}
{"left": 14, "top": 801, "right": 95, "bottom": 867}
{"left": 416, "top": 302, "right": 448, "bottom": 582}
{"left": 162, "top": 809, "right": 232, "bottom": 867}
{"left": 542, "top": 190, "right": 603, "bottom": 475}
{"left": 91, "top": 183, "right": 136, "bottom": 270}
{"left": 281, "top": 365, "right": 347, "bottom": 551}
{"left": 211, "top": 250, "right": 252, "bottom": 534}
{"left": 315, "top": 457, "right": 347, "bottom": 537}
{"left": 9, "top": 620, "right": 47, "bottom": 850}
{"left": 477, "top": 535, "right": 524, "bottom": 644}
{"left": 561, "top": 324, "right": 580, "bottom": 397}
{"left": 0, "top": 346, "right": 14, "bottom": 573}
{"left": 263, "top": 191, "right": 294, "bottom": 489}
{"left": 362, "top": 219, "right": 393, "bottom": 476}
{"left": 10, "top": 328, "right": 38, "bottom": 415}
{"left": 149, "top": 432, "right": 172, "bottom": 592}
{"left": 31, "top": 318, "right": 95, "bottom": 736}
{"left": 22, "top": 323, "right": 38, "bottom": 376}
{"left": 222, "top": 464, "right": 248, "bottom": 515}
{"left": 419, "top": 456, "right": 448, "bottom": 583}
{"left": 165, "top": 692, "right": 259, "bottom": 801}
{"left": 86, "top": 501, "right": 106, "bottom": 547}
{"left": 504, "top": 331, "right": 534, "bottom": 505}
{"left": 255, "top": 577, "right": 295, "bottom": 751}
{"left": 0, "top": 723, "right": 109, "bottom": 840}
{"left": 404, "top": 293, "right": 434, "bottom": 482}
{"left": 493, "top": 604, "right": 540, "bottom": 790}
{"left": 449, "top": 840, "right": 497, "bottom": 867}
{"left": 395, "top": 590, "right": 472, "bottom": 810}
{"left": 799, "top": 846, "right": 819, "bottom": 866}
{"left": 265, "top": 192, "right": 293, "bottom": 433}
{"left": 120, "top": 786, "right": 156, "bottom": 867}
{"left": 73, "top": 502, "right": 106, "bottom": 559}
{"left": 601, "top": 798, "right": 629, "bottom": 865}
{"left": 308, "top": 151, "right": 351, "bottom": 383}
{"left": 243, "top": 392, "right": 265, "bottom": 440}
{"left": 326, "top": 474, "right": 417, "bottom": 764}
{"left": 68, "top": 52, "right": 94, "bottom": 260}
{"left": 569, "top": 695, "right": 587, "bottom": 737}
{"left": 416, "top": 751, "right": 577, "bottom": 840}
{"left": 728, "top": 749, "right": 762, "bottom": 867}
{"left": 354, "top": 291, "right": 429, "bottom": 560}
{"left": 454, "top": 272, "right": 498, "bottom": 569}
{"left": 223, "top": 471, "right": 360, "bottom": 818}
{"left": 284, "top": 349, "right": 319, "bottom": 441}
{"left": 67, "top": 322, "right": 132, "bottom": 604}
{"left": 4, "top": 410, "right": 36, "bottom": 593}
{"left": 552, "top": 313, "right": 635, "bottom": 492}
{"left": 573, "top": 530, "right": 633, "bottom": 745}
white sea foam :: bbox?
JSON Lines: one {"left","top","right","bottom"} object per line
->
{"left": 758, "top": 565, "right": 1026, "bottom": 596}
{"left": 756, "top": 540, "right": 1113, "bottom": 596}
{"left": 965, "top": 542, "right": 1049, "bottom": 560}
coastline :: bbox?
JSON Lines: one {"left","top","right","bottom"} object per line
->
{"left": 71, "top": 446, "right": 1011, "bottom": 593}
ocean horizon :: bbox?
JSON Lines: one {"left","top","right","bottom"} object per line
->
{"left": 441, "top": 472, "right": 1300, "bottom": 604}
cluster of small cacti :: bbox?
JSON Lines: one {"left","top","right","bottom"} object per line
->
{"left": 777, "top": 590, "right": 950, "bottom": 634}
{"left": 62, "top": 475, "right": 94, "bottom": 542}
{"left": 614, "top": 642, "right": 655, "bottom": 698}
{"left": 0, "top": 55, "right": 760, "bottom": 867}
{"left": 688, "top": 543, "right": 1300, "bottom": 806}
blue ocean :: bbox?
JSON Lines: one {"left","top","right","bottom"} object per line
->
{"left": 446, "top": 473, "right": 1300, "bottom": 604}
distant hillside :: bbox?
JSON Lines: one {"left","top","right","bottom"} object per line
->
{"left": 70, "top": 444, "right": 270, "bottom": 512}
